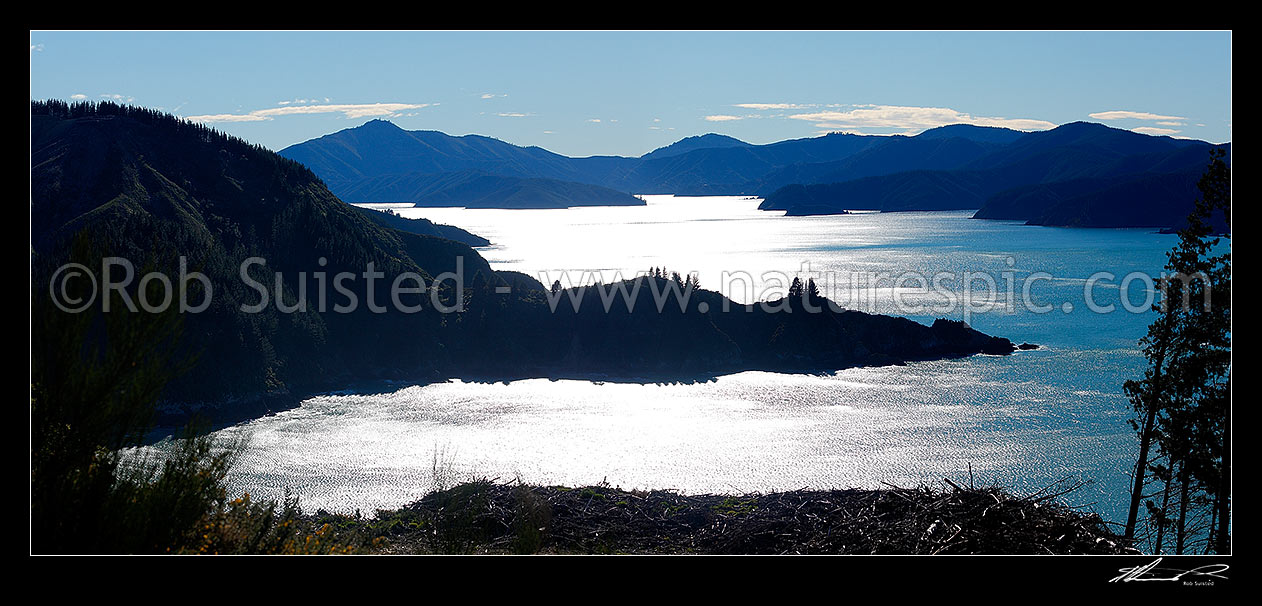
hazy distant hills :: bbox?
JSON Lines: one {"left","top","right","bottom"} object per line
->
{"left": 913, "top": 123, "right": 1028, "bottom": 145}
{"left": 759, "top": 122, "right": 1230, "bottom": 230}
{"left": 279, "top": 120, "right": 897, "bottom": 201}
{"left": 280, "top": 119, "right": 1230, "bottom": 230}
{"left": 771, "top": 171, "right": 990, "bottom": 216}
{"left": 640, "top": 133, "right": 752, "bottom": 160}
{"left": 279, "top": 120, "right": 642, "bottom": 208}
{"left": 279, "top": 119, "right": 576, "bottom": 184}
{"left": 752, "top": 131, "right": 1010, "bottom": 193}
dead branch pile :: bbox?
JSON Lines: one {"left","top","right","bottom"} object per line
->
{"left": 371, "top": 478, "right": 1137, "bottom": 555}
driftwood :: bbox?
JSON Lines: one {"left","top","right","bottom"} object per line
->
{"left": 361, "top": 478, "right": 1138, "bottom": 555}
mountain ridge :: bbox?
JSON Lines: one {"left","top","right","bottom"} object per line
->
{"left": 757, "top": 122, "right": 1229, "bottom": 229}
{"left": 281, "top": 118, "right": 1227, "bottom": 227}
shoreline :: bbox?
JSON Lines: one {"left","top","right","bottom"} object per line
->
{"left": 145, "top": 346, "right": 1038, "bottom": 443}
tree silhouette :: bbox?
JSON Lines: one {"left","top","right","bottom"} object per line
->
{"left": 1123, "top": 148, "right": 1230, "bottom": 554}
{"left": 788, "top": 277, "right": 803, "bottom": 299}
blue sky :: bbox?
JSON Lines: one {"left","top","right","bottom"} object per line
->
{"left": 29, "top": 30, "right": 1232, "bottom": 157}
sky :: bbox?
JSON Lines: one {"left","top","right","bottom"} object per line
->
{"left": 29, "top": 30, "right": 1232, "bottom": 158}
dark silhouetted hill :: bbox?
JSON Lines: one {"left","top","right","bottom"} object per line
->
{"left": 640, "top": 133, "right": 751, "bottom": 160}
{"left": 754, "top": 134, "right": 1004, "bottom": 194}
{"left": 914, "top": 124, "right": 1027, "bottom": 145}
{"left": 762, "top": 172, "right": 990, "bottom": 214}
{"left": 31, "top": 100, "right": 495, "bottom": 411}
{"left": 280, "top": 122, "right": 892, "bottom": 198}
{"left": 282, "top": 119, "right": 1227, "bottom": 227}
{"left": 352, "top": 205, "right": 490, "bottom": 245}
{"left": 759, "top": 122, "right": 1228, "bottom": 228}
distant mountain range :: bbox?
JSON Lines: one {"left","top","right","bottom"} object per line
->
{"left": 758, "top": 122, "right": 1231, "bottom": 230}
{"left": 278, "top": 120, "right": 896, "bottom": 203}
{"left": 640, "top": 133, "right": 752, "bottom": 160}
{"left": 280, "top": 119, "right": 1229, "bottom": 229}
{"left": 278, "top": 120, "right": 643, "bottom": 208}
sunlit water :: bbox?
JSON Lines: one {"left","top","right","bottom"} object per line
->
{"left": 146, "top": 196, "right": 1187, "bottom": 523}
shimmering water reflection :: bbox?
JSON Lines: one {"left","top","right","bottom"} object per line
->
{"left": 171, "top": 196, "right": 1178, "bottom": 523}
{"left": 217, "top": 352, "right": 1133, "bottom": 519}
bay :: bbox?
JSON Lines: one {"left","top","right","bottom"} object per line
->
{"left": 159, "top": 196, "right": 1181, "bottom": 523}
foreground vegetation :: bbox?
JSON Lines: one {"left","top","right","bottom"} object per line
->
{"left": 297, "top": 479, "right": 1133, "bottom": 555}
{"left": 1122, "top": 149, "right": 1230, "bottom": 554}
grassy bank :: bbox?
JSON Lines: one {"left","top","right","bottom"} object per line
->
{"left": 303, "top": 479, "right": 1136, "bottom": 555}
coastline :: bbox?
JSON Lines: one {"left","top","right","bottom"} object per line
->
{"left": 145, "top": 343, "right": 1036, "bottom": 442}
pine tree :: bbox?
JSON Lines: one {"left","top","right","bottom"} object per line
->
{"left": 1123, "top": 148, "right": 1230, "bottom": 553}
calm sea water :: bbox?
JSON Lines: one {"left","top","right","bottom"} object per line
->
{"left": 149, "top": 196, "right": 1183, "bottom": 523}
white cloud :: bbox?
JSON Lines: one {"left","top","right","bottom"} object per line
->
{"left": 186, "top": 113, "right": 270, "bottom": 123}
{"left": 30, "top": 44, "right": 43, "bottom": 52}
{"left": 1132, "top": 126, "right": 1180, "bottom": 136}
{"left": 1088, "top": 110, "right": 1186, "bottom": 121}
{"left": 704, "top": 114, "right": 744, "bottom": 122}
{"left": 734, "top": 103, "right": 807, "bottom": 110}
{"left": 69, "top": 93, "right": 87, "bottom": 100}
{"left": 788, "top": 105, "right": 1054, "bottom": 134}
{"left": 497, "top": 112, "right": 530, "bottom": 117}
{"left": 1088, "top": 111, "right": 1191, "bottom": 138}
{"left": 186, "top": 102, "right": 431, "bottom": 123}
{"left": 586, "top": 118, "right": 602, "bottom": 123}
{"left": 100, "top": 93, "right": 136, "bottom": 103}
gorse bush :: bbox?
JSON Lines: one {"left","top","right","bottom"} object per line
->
{"left": 510, "top": 484, "right": 551, "bottom": 554}
{"left": 30, "top": 236, "right": 365, "bottom": 554}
